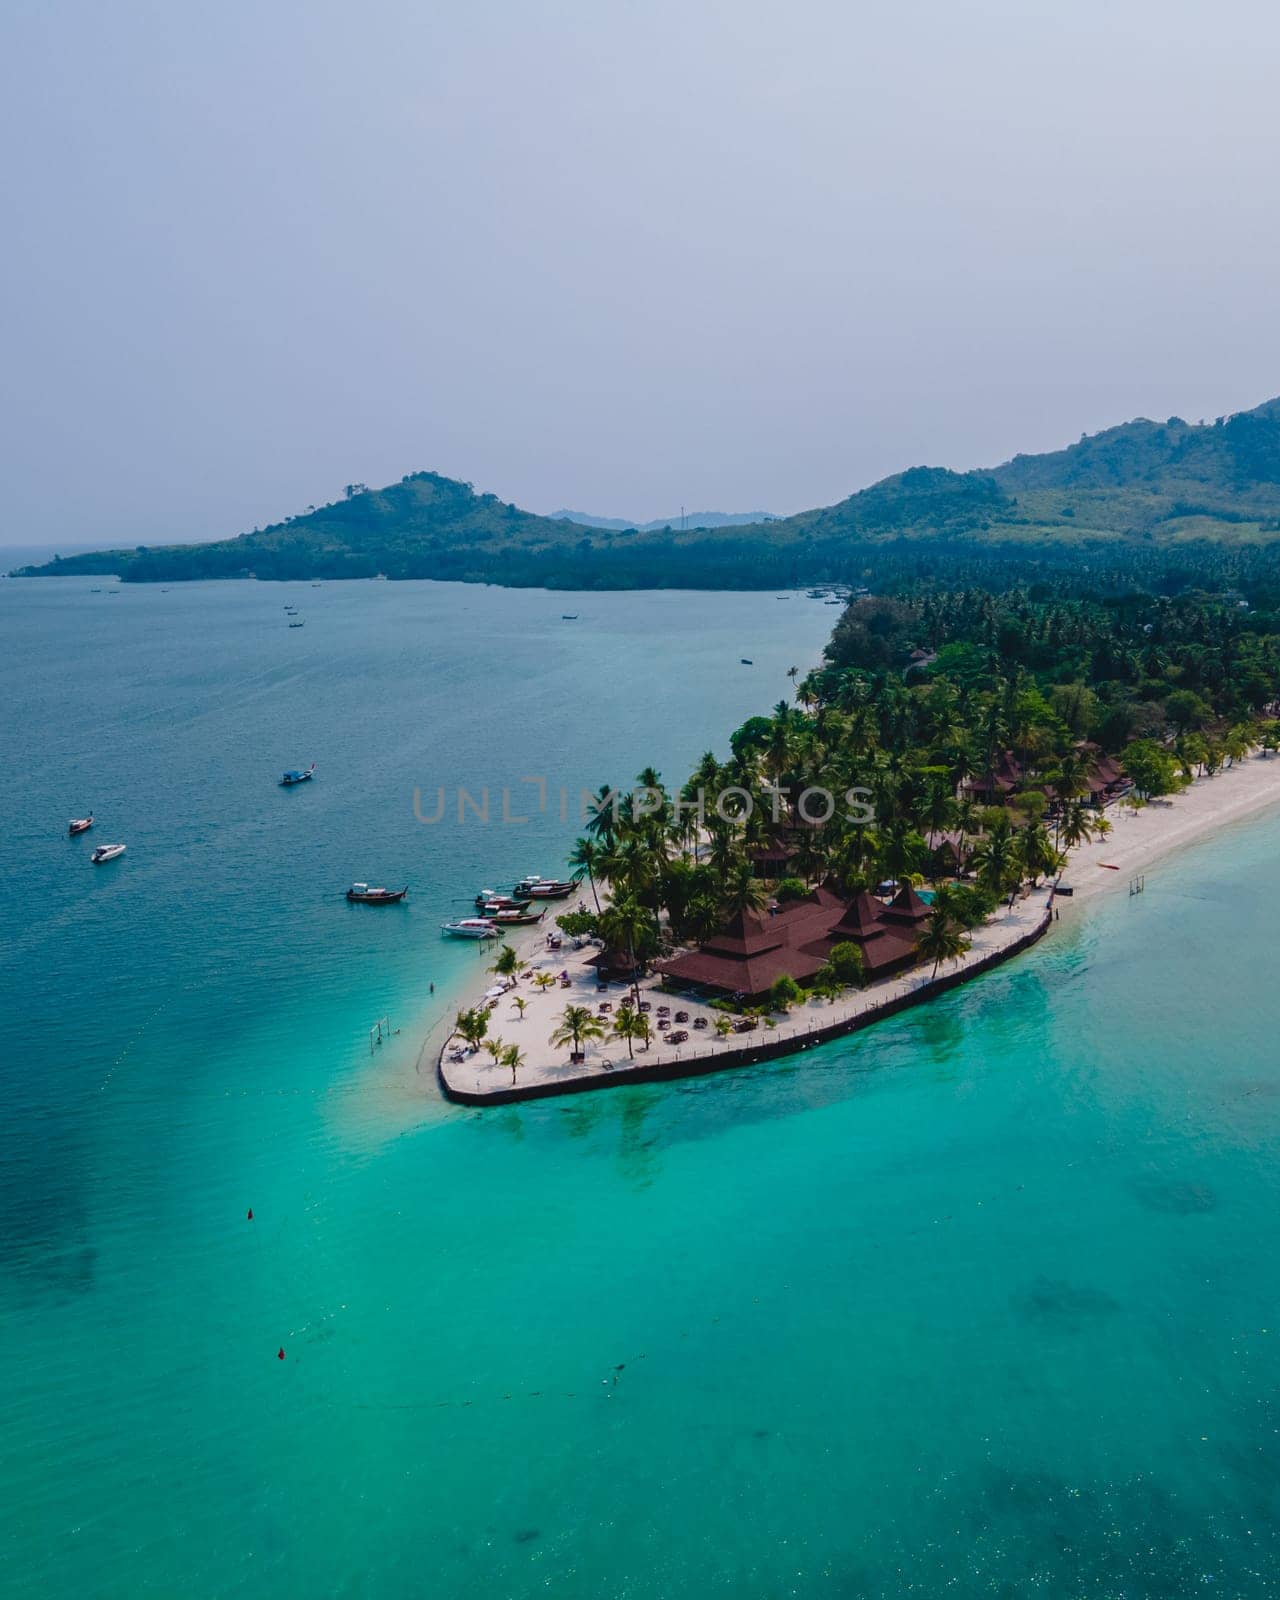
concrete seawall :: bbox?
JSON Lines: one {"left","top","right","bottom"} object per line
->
{"left": 438, "top": 896, "right": 1054, "bottom": 1107}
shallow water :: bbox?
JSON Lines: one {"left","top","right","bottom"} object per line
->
{"left": 3, "top": 576, "right": 1280, "bottom": 1597}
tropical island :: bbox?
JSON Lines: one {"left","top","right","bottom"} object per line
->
{"left": 16, "top": 397, "right": 1280, "bottom": 590}
{"left": 438, "top": 559, "right": 1280, "bottom": 1101}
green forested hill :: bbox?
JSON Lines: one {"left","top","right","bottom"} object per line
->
{"left": 17, "top": 397, "right": 1280, "bottom": 588}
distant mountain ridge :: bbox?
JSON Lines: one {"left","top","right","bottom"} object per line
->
{"left": 16, "top": 396, "right": 1280, "bottom": 589}
{"left": 551, "top": 509, "right": 777, "bottom": 533}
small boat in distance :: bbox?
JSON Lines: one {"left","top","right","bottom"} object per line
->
{"left": 68, "top": 814, "right": 94, "bottom": 836}
{"left": 740, "top": 658, "right": 753, "bottom": 665}
{"left": 474, "top": 891, "right": 531, "bottom": 910}
{"left": 279, "top": 763, "right": 316, "bottom": 787}
{"left": 288, "top": 619, "right": 305, "bottom": 628}
{"left": 91, "top": 843, "right": 126, "bottom": 864}
{"left": 347, "top": 883, "right": 408, "bottom": 903}
{"left": 441, "top": 917, "right": 500, "bottom": 939}
{"left": 562, "top": 613, "right": 579, "bottom": 620}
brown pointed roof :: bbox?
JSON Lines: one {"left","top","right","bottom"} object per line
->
{"left": 655, "top": 886, "right": 847, "bottom": 999}
{"left": 702, "top": 906, "right": 783, "bottom": 958}
{"left": 829, "top": 891, "right": 889, "bottom": 942}
{"left": 882, "top": 883, "right": 932, "bottom": 927}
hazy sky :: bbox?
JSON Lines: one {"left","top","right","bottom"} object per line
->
{"left": 3, "top": 0, "right": 1279, "bottom": 546}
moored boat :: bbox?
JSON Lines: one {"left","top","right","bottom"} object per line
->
{"left": 479, "top": 905, "right": 546, "bottom": 926}
{"left": 514, "top": 876, "right": 576, "bottom": 899}
{"left": 68, "top": 813, "right": 94, "bottom": 836}
{"left": 280, "top": 763, "right": 316, "bottom": 786}
{"left": 347, "top": 882, "right": 408, "bottom": 903}
{"left": 473, "top": 890, "right": 531, "bottom": 911}
{"left": 441, "top": 917, "right": 500, "bottom": 939}
{"left": 91, "top": 843, "right": 126, "bottom": 863}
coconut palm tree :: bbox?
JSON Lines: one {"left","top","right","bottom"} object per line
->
{"left": 533, "top": 972, "right": 556, "bottom": 993}
{"left": 970, "top": 813, "right": 1019, "bottom": 901}
{"left": 489, "top": 944, "right": 518, "bottom": 980}
{"left": 567, "top": 836, "right": 603, "bottom": 912}
{"left": 608, "top": 1003, "right": 652, "bottom": 1058}
{"left": 952, "top": 796, "right": 979, "bottom": 877}
{"left": 832, "top": 822, "right": 880, "bottom": 889}
{"left": 501, "top": 1043, "right": 525, "bottom": 1086}
{"left": 510, "top": 996, "right": 529, "bottom": 1021}
{"left": 921, "top": 776, "right": 957, "bottom": 852}
{"left": 877, "top": 818, "right": 927, "bottom": 887}
{"left": 1223, "top": 724, "right": 1254, "bottom": 767}
{"left": 720, "top": 861, "right": 767, "bottom": 920}
{"left": 1057, "top": 802, "right": 1097, "bottom": 852}
{"left": 599, "top": 895, "right": 652, "bottom": 1008}
{"left": 1017, "top": 820, "right": 1061, "bottom": 886}
{"left": 550, "top": 1004, "right": 605, "bottom": 1061}
{"left": 917, "top": 908, "right": 971, "bottom": 979}
{"left": 454, "top": 1008, "right": 489, "bottom": 1049}
{"left": 484, "top": 1035, "right": 507, "bottom": 1069}
{"left": 583, "top": 783, "right": 620, "bottom": 845}
{"left": 685, "top": 892, "right": 722, "bottom": 942}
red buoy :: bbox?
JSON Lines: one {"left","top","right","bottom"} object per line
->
{"left": 247, "top": 1208, "right": 254, "bottom": 1221}
{"left": 277, "top": 1347, "right": 285, "bottom": 1360}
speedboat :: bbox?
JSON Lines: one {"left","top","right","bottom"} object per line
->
{"left": 280, "top": 763, "right": 316, "bottom": 786}
{"left": 474, "top": 890, "right": 531, "bottom": 910}
{"left": 91, "top": 843, "right": 126, "bottom": 864}
{"left": 740, "top": 657, "right": 753, "bottom": 665}
{"left": 68, "top": 813, "right": 94, "bottom": 836}
{"left": 347, "top": 883, "right": 408, "bottom": 903}
{"left": 441, "top": 917, "right": 500, "bottom": 939}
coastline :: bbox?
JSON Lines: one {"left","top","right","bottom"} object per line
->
{"left": 1055, "top": 751, "right": 1280, "bottom": 906}
{"left": 432, "top": 753, "right": 1280, "bottom": 1107}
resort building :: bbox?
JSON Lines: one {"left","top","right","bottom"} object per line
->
{"left": 964, "top": 743, "right": 1128, "bottom": 808}
{"left": 656, "top": 883, "right": 929, "bottom": 1001}
{"left": 963, "top": 750, "right": 1024, "bottom": 802}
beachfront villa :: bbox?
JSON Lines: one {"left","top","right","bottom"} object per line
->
{"left": 656, "top": 882, "right": 933, "bottom": 1002}
{"left": 965, "top": 742, "right": 1129, "bottom": 807}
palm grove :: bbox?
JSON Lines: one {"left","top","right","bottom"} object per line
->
{"left": 459, "top": 567, "right": 1280, "bottom": 1071}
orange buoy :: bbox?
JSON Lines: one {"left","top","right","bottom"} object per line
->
{"left": 277, "top": 1347, "right": 285, "bottom": 1360}
{"left": 247, "top": 1208, "right": 254, "bottom": 1220}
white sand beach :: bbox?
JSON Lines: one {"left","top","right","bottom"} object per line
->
{"left": 1060, "top": 751, "right": 1280, "bottom": 905}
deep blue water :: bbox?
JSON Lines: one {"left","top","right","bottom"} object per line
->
{"left": 3, "top": 575, "right": 1280, "bottom": 1598}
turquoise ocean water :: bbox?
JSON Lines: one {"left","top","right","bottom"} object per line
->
{"left": 3, "top": 574, "right": 1280, "bottom": 1597}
